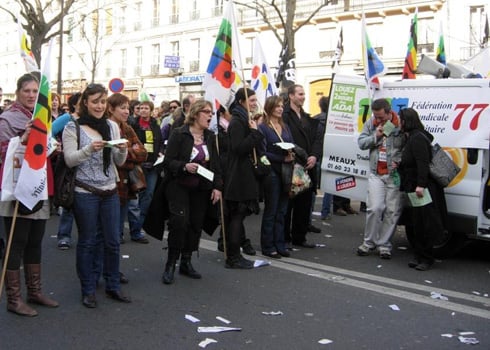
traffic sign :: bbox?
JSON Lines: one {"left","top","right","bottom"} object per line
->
{"left": 109, "top": 78, "right": 124, "bottom": 93}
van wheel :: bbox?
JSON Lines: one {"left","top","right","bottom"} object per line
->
{"left": 433, "top": 230, "right": 467, "bottom": 258}
{"left": 405, "top": 226, "right": 467, "bottom": 258}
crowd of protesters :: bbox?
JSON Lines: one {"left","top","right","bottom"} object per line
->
{"left": 0, "top": 75, "right": 447, "bottom": 315}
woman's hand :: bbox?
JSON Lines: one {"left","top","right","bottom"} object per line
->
{"left": 248, "top": 119, "right": 257, "bottom": 130}
{"left": 21, "top": 121, "right": 33, "bottom": 144}
{"left": 284, "top": 152, "right": 294, "bottom": 163}
{"left": 91, "top": 140, "right": 106, "bottom": 152}
{"left": 184, "top": 162, "right": 199, "bottom": 174}
{"left": 415, "top": 186, "right": 425, "bottom": 198}
{"left": 115, "top": 142, "right": 127, "bottom": 150}
{"left": 211, "top": 189, "right": 222, "bottom": 204}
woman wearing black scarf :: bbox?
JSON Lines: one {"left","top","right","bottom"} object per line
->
{"left": 63, "top": 84, "right": 129, "bottom": 308}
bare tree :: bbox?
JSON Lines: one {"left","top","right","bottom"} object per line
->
{"left": 234, "top": 0, "right": 335, "bottom": 89}
{"left": 0, "top": 0, "right": 77, "bottom": 67}
{"left": 73, "top": 8, "right": 115, "bottom": 83}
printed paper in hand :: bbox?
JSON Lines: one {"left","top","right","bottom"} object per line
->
{"left": 197, "top": 165, "right": 214, "bottom": 182}
{"left": 275, "top": 142, "right": 295, "bottom": 150}
{"left": 407, "top": 188, "right": 432, "bottom": 207}
{"left": 383, "top": 120, "right": 395, "bottom": 136}
{"left": 105, "top": 138, "right": 128, "bottom": 147}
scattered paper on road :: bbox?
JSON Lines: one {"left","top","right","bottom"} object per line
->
{"left": 197, "top": 326, "right": 241, "bottom": 333}
{"left": 324, "top": 234, "right": 333, "bottom": 238}
{"left": 122, "top": 255, "right": 129, "bottom": 259}
{"left": 377, "top": 265, "right": 382, "bottom": 269}
{"left": 424, "top": 280, "right": 432, "bottom": 284}
{"left": 441, "top": 334, "right": 454, "bottom": 338}
{"left": 389, "top": 304, "right": 400, "bottom": 311}
{"left": 198, "top": 338, "right": 217, "bottom": 348}
{"left": 471, "top": 291, "right": 480, "bottom": 296}
{"left": 254, "top": 260, "right": 270, "bottom": 268}
{"left": 216, "top": 316, "right": 230, "bottom": 324}
{"left": 458, "top": 336, "right": 479, "bottom": 344}
{"left": 397, "top": 246, "right": 408, "bottom": 250}
{"left": 430, "top": 292, "right": 449, "bottom": 301}
{"left": 261, "top": 311, "right": 283, "bottom": 316}
{"left": 185, "top": 314, "right": 200, "bottom": 323}
{"left": 318, "top": 338, "right": 333, "bottom": 345}
{"left": 316, "top": 244, "right": 326, "bottom": 247}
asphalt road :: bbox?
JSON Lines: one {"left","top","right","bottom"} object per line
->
{"left": 0, "top": 199, "right": 489, "bottom": 350}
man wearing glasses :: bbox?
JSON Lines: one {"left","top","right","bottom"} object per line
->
{"left": 357, "top": 98, "right": 405, "bottom": 259}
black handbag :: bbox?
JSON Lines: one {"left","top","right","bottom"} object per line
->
{"left": 252, "top": 148, "right": 271, "bottom": 179}
{"left": 53, "top": 120, "right": 79, "bottom": 208}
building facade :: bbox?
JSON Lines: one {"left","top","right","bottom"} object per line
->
{"left": 0, "top": 0, "right": 488, "bottom": 114}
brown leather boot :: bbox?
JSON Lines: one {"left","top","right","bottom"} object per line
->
{"left": 24, "top": 264, "right": 59, "bottom": 307}
{"left": 5, "top": 270, "right": 38, "bottom": 317}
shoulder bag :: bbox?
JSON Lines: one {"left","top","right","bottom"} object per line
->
{"left": 419, "top": 132, "right": 461, "bottom": 187}
{"left": 270, "top": 123, "right": 311, "bottom": 197}
{"left": 53, "top": 119, "right": 80, "bottom": 208}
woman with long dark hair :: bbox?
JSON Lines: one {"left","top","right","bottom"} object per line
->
{"left": 398, "top": 108, "right": 448, "bottom": 271}
{"left": 63, "top": 84, "right": 129, "bottom": 307}
{"left": 223, "top": 88, "right": 264, "bottom": 269}
{"left": 258, "top": 95, "right": 294, "bottom": 258}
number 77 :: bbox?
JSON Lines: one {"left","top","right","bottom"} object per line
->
{"left": 452, "top": 103, "right": 489, "bottom": 130}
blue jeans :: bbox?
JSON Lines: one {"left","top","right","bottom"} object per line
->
{"left": 121, "top": 198, "right": 144, "bottom": 240}
{"left": 260, "top": 171, "right": 288, "bottom": 253}
{"left": 73, "top": 191, "right": 121, "bottom": 296}
{"left": 137, "top": 167, "right": 158, "bottom": 228}
{"left": 321, "top": 193, "right": 332, "bottom": 218}
{"left": 57, "top": 207, "right": 74, "bottom": 242}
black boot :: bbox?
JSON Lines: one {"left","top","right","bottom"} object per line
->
{"left": 162, "top": 249, "right": 179, "bottom": 285}
{"left": 179, "top": 252, "right": 202, "bottom": 279}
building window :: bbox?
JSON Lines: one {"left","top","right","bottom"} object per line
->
{"left": 171, "top": 41, "right": 180, "bottom": 57}
{"left": 119, "top": 6, "right": 127, "bottom": 33}
{"left": 67, "top": 17, "right": 74, "bottom": 42}
{"left": 213, "top": 0, "right": 223, "bottom": 17}
{"left": 190, "top": 0, "right": 200, "bottom": 20}
{"left": 135, "top": 46, "right": 142, "bottom": 76}
{"left": 120, "top": 49, "right": 127, "bottom": 77}
{"left": 105, "top": 50, "right": 112, "bottom": 77}
{"left": 470, "top": 6, "right": 487, "bottom": 53}
{"left": 170, "top": 0, "right": 179, "bottom": 24}
{"left": 318, "top": 27, "right": 338, "bottom": 59}
{"left": 152, "top": 44, "right": 160, "bottom": 75}
{"left": 417, "top": 17, "right": 434, "bottom": 54}
{"left": 134, "top": 2, "right": 142, "bottom": 30}
{"left": 105, "top": 8, "right": 112, "bottom": 35}
{"left": 152, "top": 0, "right": 160, "bottom": 27}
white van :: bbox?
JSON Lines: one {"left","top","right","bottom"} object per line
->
{"left": 320, "top": 74, "right": 490, "bottom": 257}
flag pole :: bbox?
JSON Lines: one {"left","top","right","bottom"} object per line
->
{"left": 213, "top": 110, "right": 228, "bottom": 260}
{"left": 0, "top": 201, "right": 20, "bottom": 301}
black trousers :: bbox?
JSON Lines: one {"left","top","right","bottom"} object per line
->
{"left": 284, "top": 188, "right": 313, "bottom": 244}
{"left": 3, "top": 217, "right": 46, "bottom": 269}
{"left": 224, "top": 201, "right": 251, "bottom": 259}
{"left": 165, "top": 181, "right": 210, "bottom": 253}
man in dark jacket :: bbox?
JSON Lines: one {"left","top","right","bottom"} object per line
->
{"left": 282, "top": 84, "right": 324, "bottom": 248}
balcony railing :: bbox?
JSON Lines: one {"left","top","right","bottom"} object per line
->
{"left": 189, "top": 60, "right": 200, "bottom": 72}
{"left": 150, "top": 64, "right": 160, "bottom": 75}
